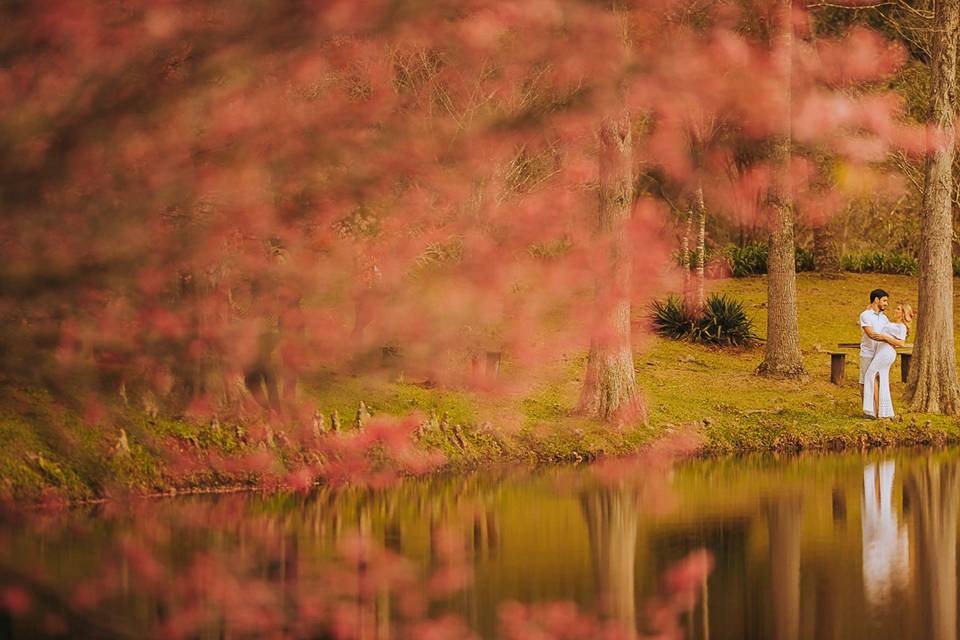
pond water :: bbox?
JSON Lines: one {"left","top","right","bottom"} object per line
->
{"left": 1, "top": 448, "right": 958, "bottom": 639}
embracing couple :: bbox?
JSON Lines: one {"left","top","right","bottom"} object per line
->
{"left": 859, "top": 289, "right": 914, "bottom": 419}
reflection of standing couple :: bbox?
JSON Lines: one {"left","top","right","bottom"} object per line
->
{"left": 859, "top": 289, "right": 914, "bottom": 419}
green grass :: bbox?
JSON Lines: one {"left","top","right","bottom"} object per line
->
{"left": 2, "top": 272, "right": 960, "bottom": 500}
{"left": 645, "top": 273, "right": 960, "bottom": 452}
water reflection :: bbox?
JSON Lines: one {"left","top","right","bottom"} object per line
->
{"left": 905, "top": 458, "right": 960, "bottom": 640}
{"left": 768, "top": 496, "right": 803, "bottom": 640}
{"left": 2, "top": 450, "right": 960, "bottom": 638}
{"left": 861, "top": 461, "right": 909, "bottom": 609}
{"left": 582, "top": 485, "right": 639, "bottom": 637}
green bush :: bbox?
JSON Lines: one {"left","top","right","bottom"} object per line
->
{"left": 651, "top": 294, "right": 759, "bottom": 348}
{"left": 723, "top": 242, "right": 815, "bottom": 277}
{"left": 795, "top": 246, "right": 815, "bottom": 273}
{"left": 725, "top": 243, "right": 768, "bottom": 277}
{"left": 841, "top": 252, "right": 918, "bottom": 275}
{"left": 673, "top": 245, "right": 721, "bottom": 271}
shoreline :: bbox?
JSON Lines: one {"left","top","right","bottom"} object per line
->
{"left": 6, "top": 417, "right": 959, "bottom": 508}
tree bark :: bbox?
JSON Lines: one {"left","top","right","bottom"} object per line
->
{"left": 812, "top": 222, "right": 841, "bottom": 278}
{"left": 694, "top": 183, "right": 707, "bottom": 313}
{"left": 758, "top": 144, "right": 805, "bottom": 377}
{"left": 757, "top": 0, "right": 805, "bottom": 379}
{"left": 682, "top": 208, "right": 693, "bottom": 308}
{"left": 906, "top": 0, "right": 960, "bottom": 415}
{"left": 576, "top": 113, "right": 644, "bottom": 424}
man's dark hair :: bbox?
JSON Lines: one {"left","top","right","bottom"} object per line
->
{"left": 869, "top": 289, "right": 889, "bottom": 304}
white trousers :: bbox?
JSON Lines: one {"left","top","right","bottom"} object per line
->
{"left": 863, "top": 346, "right": 896, "bottom": 418}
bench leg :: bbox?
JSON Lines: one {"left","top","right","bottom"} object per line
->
{"left": 830, "top": 354, "right": 846, "bottom": 385}
{"left": 901, "top": 353, "right": 911, "bottom": 384}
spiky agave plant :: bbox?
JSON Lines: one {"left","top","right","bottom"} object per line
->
{"left": 650, "top": 296, "right": 696, "bottom": 340}
{"left": 691, "top": 294, "right": 759, "bottom": 347}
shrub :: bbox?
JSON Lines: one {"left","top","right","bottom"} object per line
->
{"left": 795, "top": 246, "right": 815, "bottom": 273}
{"left": 692, "top": 294, "right": 760, "bottom": 347}
{"left": 725, "top": 243, "right": 767, "bottom": 277}
{"left": 840, "top": 252, "right": 918, "bottom": 275}
{"left": 673, "top": 245, "right": 721, "bottom": 271}
{"left": 723, "top": 242, "right": 815, "bottom": 277}
{"left": 650, "top": 294, "right": 758, "bottom": 348}
{"left": 650, "top": 296, "right": 696, "bottom": 341}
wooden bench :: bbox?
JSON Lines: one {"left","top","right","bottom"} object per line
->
{"left": 829, "top": 342, "right": 912, "bottom": 385}
{"left": 826, "top": 350, "right": 848, "bottom": 385}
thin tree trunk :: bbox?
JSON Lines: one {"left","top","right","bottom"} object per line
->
{"left": 906, "top": 0, "right": 960, "bottom": 415}
{"left": 813, "top": 222, "right": 841, "bottom": 278}
{"left": 576, "top": 112, "right": 644, "bottom": 424}
{"left": 682, "top": 208, "right": 693, "bottom": 308}
{"left": 757, "top": 0, "right": 805, "bottom": 379}
{"left": 695, "top": 182, "right": 707, "bottom": 312}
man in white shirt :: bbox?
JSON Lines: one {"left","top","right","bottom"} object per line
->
{"left": 859, "top": 288, "right": 890, "bottom": 387}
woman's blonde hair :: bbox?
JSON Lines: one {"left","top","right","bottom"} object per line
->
{"left": 900, "top": 303, "right": 915, "bottom": 327}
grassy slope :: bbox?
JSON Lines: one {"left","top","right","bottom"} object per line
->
{"left": 2, "top": 273, "right": 958, "bottom": 499}
{"left": 645, "top": 273, "right": 960, "bottom": 451}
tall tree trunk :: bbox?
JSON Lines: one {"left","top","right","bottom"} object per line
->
{"left": 812, "top": 222, "right": 841, "bottom": 278}
{"left": 757, "top": 0, "right": 805, "bottom": 378}
{"left": 906, "top": 0, "right": 960, "bottom": 415}
{"left": 576, "top": 113, "right": 644, "bottom": 423}
{"left": 694, "top": 182, "right": 707, "bottom": 313}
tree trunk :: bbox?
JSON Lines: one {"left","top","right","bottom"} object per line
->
{"left": 694, "top": 183, "right": 707, "bottom": 313}
{"left": 757, "top": 0, "right": 805, "bottom": 379}
{"left": 906, "top": 0, "right": 960, "bottom": 415}
{"left": 682, "top": 208, "right": 693, "bottom": 308}
{"left": 812, "top": 222, "right": 841, "bottom": 278}
{"left": 576, "top": 112, "right": 644, "bottom": 424}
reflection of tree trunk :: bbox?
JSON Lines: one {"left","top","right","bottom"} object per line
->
{"left": 581, "top": 486, "right": 639, "bottom": 638}
{"left": 814, "top": 565, "right": 836, "bottom": 640}
{"left": 358, "top": 503, "right": 374, "bottom": 640}
{"left": 768, "top": 496, "right": 803, "bottom": 640}
{"left": 282, "top": 531, "right": 299, "bottom": 630}
{"left": 905, "top": 459, "right": 960, "bottom": 640}
{"left": 376, "top": 586, "right": 391, "bottom": 640}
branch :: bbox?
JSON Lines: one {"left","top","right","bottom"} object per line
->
{"left": 888, "top": 150, "right": 924, "bottom": 193}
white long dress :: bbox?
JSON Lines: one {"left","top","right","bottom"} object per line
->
{"left": 863, "top": 323, "right": 907, "bottom": 418}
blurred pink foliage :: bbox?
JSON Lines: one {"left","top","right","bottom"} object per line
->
{"left": 0, "top": 0, "right": 932, "bottom": 489}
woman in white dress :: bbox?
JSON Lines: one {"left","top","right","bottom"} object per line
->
{"left": 863, "top": 303, "right": 913, "bottom": 418}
